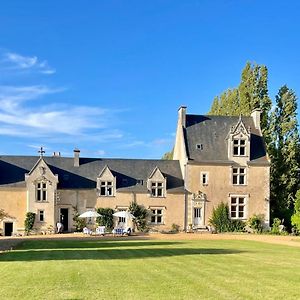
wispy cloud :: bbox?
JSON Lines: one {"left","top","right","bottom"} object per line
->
{"left": 1, "top": 51, "right": 56, "bottom": 74}
{"left": 0, "top": 85, "right": 122, "bottom": 140}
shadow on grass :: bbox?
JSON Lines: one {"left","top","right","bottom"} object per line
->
{"left": 0, "top": 247, "right": 244, "bottom": 262}
{"left": 16, "top": 240, "right": 181, "bottom": 250}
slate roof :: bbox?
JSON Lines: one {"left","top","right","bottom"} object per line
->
{"left": 185, "top": 115, "right": 269, "bottom": 165}
{"left": 0, "top": 156, "right": 185, "bottom": 192}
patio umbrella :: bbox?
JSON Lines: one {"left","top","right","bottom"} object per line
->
{"left": 79, "top": 211, "right": 102, "bottom": 218}
{"left": 113, "top": 211, "right": 135, "bottom": 219}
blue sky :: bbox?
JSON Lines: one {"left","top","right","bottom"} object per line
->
{"left": 0, "top": 0, "right": 299, "bottom": 159}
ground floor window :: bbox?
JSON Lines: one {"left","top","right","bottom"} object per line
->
{"left": 151, "top": 209, "right": 163, "bottom": 224}
{"left": 230, "top": 196, "right": 246, "bottom": 219}
{"left": 38, "top": 210, "right": 45, "bottom": 222}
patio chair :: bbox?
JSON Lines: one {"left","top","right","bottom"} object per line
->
{"left": 96, "top": 226, "right": 106, "bottom": 236}
{"left": 83, "top": 227, "right": 92, "bottom": 235}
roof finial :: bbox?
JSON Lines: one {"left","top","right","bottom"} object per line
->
{"left": 38, "top": 146, "right": 45, "bottom": 157}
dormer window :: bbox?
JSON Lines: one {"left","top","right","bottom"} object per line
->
{"left": 100, "top": 181, "right": 114, "bottom": 196}
{"left": 36, "top": 181, "right": 47, "bottom": 201}
{"left": 233, "top": 139, "right": 246, "bottom": 156}
{"left": 151, "top": 182, "right": 164, "bottom": 197}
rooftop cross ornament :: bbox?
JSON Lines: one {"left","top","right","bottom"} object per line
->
{"left": 38, "top": 146, "right": 45, "bottom": 157}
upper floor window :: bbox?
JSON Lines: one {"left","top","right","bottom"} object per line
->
{"left": 201, "top": 172, "right": 209, "bottom": 186}
{"left": 36, "top": 182, "right": 47, "bottom": 201}
{"left": 151, "top": 182, "right": 164, "bottom": 197}
{"left": 99, "top": 181, "right": 114, "bottom": 196}
{"left": 151, "top": 209, "right": 163, "bottom": 224}
{"left": 233, "top": 139, "right": 246, "bottom": 156}
{"left": 230, "top": 196, "right": 246, "bottom": 219}
{"left": 232, "top": 167, "right": 246, "bottom": 185}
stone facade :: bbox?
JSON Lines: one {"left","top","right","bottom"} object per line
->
{"left": 0, "top": 106, "right": 270, "bottom": 235}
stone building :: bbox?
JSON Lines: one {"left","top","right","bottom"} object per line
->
{"left": 0, "top": 106, "right": 270, "bottom": 235}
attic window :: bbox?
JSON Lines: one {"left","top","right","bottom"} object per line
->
{"left": 233, "top": 139, "right": 246, "bottom": 156}
{"left": 136, "top": 179, "right": 143, "bottom": 185}
{"left": 196, "top": 144, "right": 203, "bottom": 150}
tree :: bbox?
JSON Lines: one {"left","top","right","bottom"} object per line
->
{"left": 96, "top": 207, "right": 114, "bottom": 229}
{"left": 270, "top": 86, "right": 300, "bottom": 224}
{"left": 291, "top": 190, "right": 300, "bottom": 233}
{"left": 129, "top": 200, "right": 149, "bottom": 231}
{"left": 72, "top": 206, "right": 86, "bottom": 232}
{"left": 162, "top": 147, "right": 174, "bottom": 160}
{"left": 0, "top": 209, "right": 8, "bottom": 221}
{"left": 24, "top": 212, "right": 36, "bottom": 234}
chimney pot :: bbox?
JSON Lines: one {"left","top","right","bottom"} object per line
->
{"left": 74, "top": 149, "right": 80, "bottom": 167}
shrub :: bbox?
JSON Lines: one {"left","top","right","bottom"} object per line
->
{"left": 228, "top": 219, "right": 245, "bottom": 232}
{"left": 291, "top": 190, "right": 300, "bottom": 234}
{"left": 271, "top": 218, "right": 283, "bottom": 235}
{"left": 209, "top": 202, "right": 231, "bottom": 233}
{"left": 248, "top": 214, "right": 264, "bottom": 233}
{"left": 24, "top": 212, "right": 36, "bottom": 234}
{"left": 72, "top": 206, "right": 86, "bottom": 232}
{"left": 129, "top": 200, "right": 149, "bottom": 232}
{"left": 96, "top": 208, "right": 114, "bottom": 229}
{"left": 170, "top": 223, "right": 180, "bottom": 233}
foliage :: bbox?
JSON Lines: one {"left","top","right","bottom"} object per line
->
{"left": 162, "top": 147, "right": 174, "bottom": 160}
{"left": 96, "top": 207, "right": 114, "bottom": 229}
{"left": 170, "top": 223, "right": 180, "bottom": 233}
{"left": 271, "top": 218, "right": 283, "bottom": 235}
{"left": 247, "top": 214, "right": 264, "bottom": 233}
{"left": 269, "top": 86, "right": 300, "bottom": 226}
{"left": 129, "top": 200, "right": 149, "bottom": 231}
{"left": 228, "top": 219, "right": 245, "bottom": 232}
{"left": 209, "top": 202, "right": 231, "bottom": 233}
{"left": 0, "top": 209, "right": 9, "bottom": 221}
{"left": 72, "top": 206, "right": 86, "bottom": 232}
{"left": 291, "top": 190, "right": 300, "bottom": 233}
{"left": 24, "top": 212, "right": 36, "bottom": 234}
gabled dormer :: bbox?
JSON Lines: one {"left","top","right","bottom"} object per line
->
{"left": 25, "top": 157, "right": 59, "bottom": 203}
{"left": 227, "top": 117, "right": 251, "bottom": 163}
{"left": 147, "top": 166, "right": 166, "bottom": 197}
{"left": 97, "top": 165, "right": 116, "bottom": 197}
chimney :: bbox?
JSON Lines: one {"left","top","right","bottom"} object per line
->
{"left": 251, "top": 108, "right": 262, "bottom": 129}
{"left": 74, "top": 149, "right": 80, "bottom": 167}
{"left": 52, "top": 152, "right": 61, "bottom": 157}
{"left": 178, "top": 106, "right": 187, "bottom": 128}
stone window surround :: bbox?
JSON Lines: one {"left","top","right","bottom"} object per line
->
{"left": 200, "top": 171, "right": 209, "bottom": 186}
{"left": 99, "top": 180, "right": 114, "bottom": 197}
{"left": 150, "top": 208, "right": 164, "bottom": 224}
{"left": 232, "top": 167, "right": 247, "bottom": 185}
{"left": 150, "top": 181, "right": 165, "bottom": 198}
{"left": 233, "top": 138, "right": 247, "bottom": 156}
{"left": 229, "top": 195, "right": 248, "bottom": 220}
{"left": 36, "top": 181, "right": 47, "bottom": 202}
{"left": 38, "top": 209, "right": 45, "bottom": 222}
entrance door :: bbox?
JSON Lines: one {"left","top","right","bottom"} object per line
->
{"left": 194, "top": 208, "right": 202, "bottom": 226}
{"left": 4, "top": 222, "right": 13, "bottom": 236}
{"left": 60, "top": 208, "right": 69, "bottom": 232}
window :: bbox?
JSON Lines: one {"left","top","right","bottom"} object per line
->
{"left": 99, "top": 181, "right": 114, "bottom": 196}
{"left": 233, "top": 139, "right": 246, "bottom": 156}
{"left": 38, "top": 210, "right": 45, "bottom": 222}
{"left": 151, "top": 182, "right": 164, "bottom": 197}
{"left": 232, "top": 167, "right": 246, "bottom": 185}
{"left": 136, "top": 179, "right": 143, "bottom": 185}
{"left": 36, "top": 182, "right": 47, "bottom": 201}
{"left": 196, "top": 143, "right": 203, "bottom": 150}
{"left": 230, "top": 197, "right": 246, "bottom": 219}
{"left": 201, "top": 172, "right": 208, "bottom": 186}
{"left": 151, "top": 209, "right": 163, "bottom": 224}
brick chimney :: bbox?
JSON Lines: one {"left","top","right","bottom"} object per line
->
{"left": 74, "top": 149, "right": 80, "bottom": 167}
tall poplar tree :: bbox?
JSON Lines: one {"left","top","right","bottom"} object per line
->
{"left": 270, "top": 86, "right": 300, "bottom": 223}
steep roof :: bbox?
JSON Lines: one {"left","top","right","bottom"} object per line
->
{"left": 0, "top": 156, "right": 184, "bottom": 192}
{"left": 185, "top": 114, "right": 269, "bottom": 164}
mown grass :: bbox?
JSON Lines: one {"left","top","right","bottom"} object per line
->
{"left": 0, "top": 238, "right": 300, "bottom": 299}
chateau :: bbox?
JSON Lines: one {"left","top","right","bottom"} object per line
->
{"left": 0, "top": 106, "right": 270, "bottom": 236}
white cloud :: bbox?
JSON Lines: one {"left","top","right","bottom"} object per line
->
{"left": 2, "top": 51, "right": 56, "bottom": 75}
{"left": 0, "top": 85, "right": 122, "bottom": 140}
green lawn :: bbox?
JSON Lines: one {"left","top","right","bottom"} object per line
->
{"left": 1, "top": 238, "right": 300, "bottom": 299}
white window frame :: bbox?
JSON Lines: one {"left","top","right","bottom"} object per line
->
{"left": 150, "top": 209, "right": 163, "bottom": 224}
{"left": 99, "top": 181, "right": 114, "bottom": 197}
{"left": 36, "top": 181, "right": 47, "bottom": 202}
{"left": 233, "top": 139, "right": 246, "bottom": 156}
{"left": 232, "top": 167, "right": 246, "bottom": 185}
{"left": 38, "top": 209, "right": 45, "bottom": 222}
{"left": 230, "top": 196, "right": 247, "bottom": 220}
{"left": 151, "top": 181, "right": 164, "bottom": 197}
{"left": 201, "top": 172, "right": 209, "bottom": 186}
